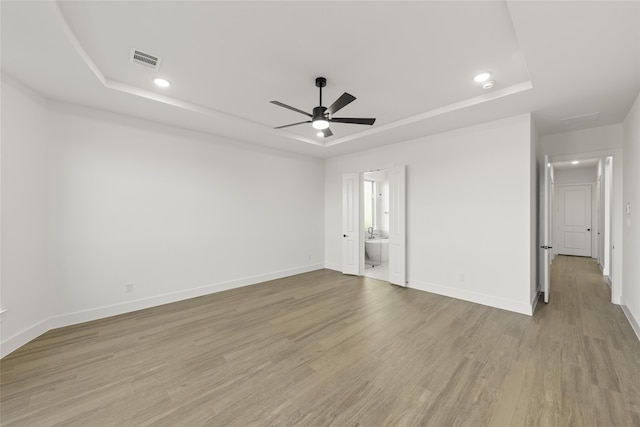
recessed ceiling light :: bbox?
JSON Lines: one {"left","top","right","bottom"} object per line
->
{"left": 474, "top": 72, "right": 491, "bottom": 83}
{"left": 482, "top": 81, "right": 495, "bottom": 90}
{"left": 153, "top": 78, "right": 171, "bottom": 88}
{"left": 571, "top": 160, "right": 580, "bottom": 165}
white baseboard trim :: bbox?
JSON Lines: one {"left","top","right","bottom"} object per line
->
{"left": 324, "top": 262, "right": 342, "bottom": 272}
{"left": 1, "top": 318, "right": 51, "bottom": 358}
{"left": 1, "top": 264, "right": 323, "bottom": 359}
{"left": 531, "top": 291, "right": 541, "bottom": 314}
{"left": 620, "top": 299, "right": 640, "bottom": 342}
{"left": 409, "top": 280, "right": 533, "bottom": 316}
{"left": 50, "top": 263, "right": 324, "bottom": 330}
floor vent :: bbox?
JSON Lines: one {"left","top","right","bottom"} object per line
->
{"left": 130, "top": 49, "right": 162, "bottom": 70}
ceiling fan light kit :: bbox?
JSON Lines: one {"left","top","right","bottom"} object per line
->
{"left": 271, "top": 76, "right": 376, "bottom": 138}
{"left": 312, "top": 119, "right": 330, "bottom": 130}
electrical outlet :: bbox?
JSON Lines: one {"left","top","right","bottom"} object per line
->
{"left": 125, "top": 283, "right": 134, "bottom": 293}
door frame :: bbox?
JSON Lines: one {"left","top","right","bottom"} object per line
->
{"left": 342, "top": 165, "right": 407, "bottom": 285}
{"left": 555, "top": 183, "right": 593, "bottom": 257}
{"left": 542, "top": 156, "right": 552, "bottom": 303}
{"left": 544, "top": 150, "right": 622, "bottom": 304}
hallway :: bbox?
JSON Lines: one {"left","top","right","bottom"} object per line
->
{"left": 520, "top": 255, "right": 640, "bottom": 425}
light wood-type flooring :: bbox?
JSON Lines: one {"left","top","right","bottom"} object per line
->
{"left": 1, "top": 255, "right": 639, "bottom": 426}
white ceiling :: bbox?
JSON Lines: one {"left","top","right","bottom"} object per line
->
{"left": 2, "top": 1, "right": 639, "bottom": 158}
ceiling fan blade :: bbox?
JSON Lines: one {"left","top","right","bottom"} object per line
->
{"left": 326, "top": 92, "right": 356, "bottom": 115}
{"left": 329, "top": 117, "right": 376, "bottom": 125}
{"left": 321, "top": 128, "right": 333, "bottom": 138}
{"left": 274, "top": 120, "right": 311, "bottom": 129}
{"left": 270, "top": 101, "right": 312, "bottom": 117}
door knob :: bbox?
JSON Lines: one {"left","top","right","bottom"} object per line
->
{"left": 587, "top": 228, "right": 591, "bottom": 231}
{"left": 343, "top": 234, "right": 348, "bottom": 237}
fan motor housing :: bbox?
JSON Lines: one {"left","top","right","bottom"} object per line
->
{"left": 312, "top": 106, "right": 328, "bottom": 120}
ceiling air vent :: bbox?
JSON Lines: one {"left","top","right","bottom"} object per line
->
{"left": 560, "top": 112, "right": 600, "bottom": 127}
{"left": 130, "top": 49, "right": 162, "bottom": 71}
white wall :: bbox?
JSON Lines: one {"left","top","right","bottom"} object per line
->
{"left": 1, "top": 77, "right": 325, "bottom": 357}
{"left": 553, "top": 165, "right": 597, "bottom": 185}
{"left": 1, "top": 76, "right": 53, "bottom": 354}
{"left": 541, "top": 124, "right": 623, "bottom": 155}
{"left": 325, "top": 114, "right": 535, "bottom": 315}
{"left": 622, "top": 92, "right": 640, "bottom": 339}
{"left": 531, "top": 119, "right": 539, "bottom": 306}
{"left": 46, "top": 103, "right": 325, "bottom": 323}
{"left": 379, "top": 180, "right": 390, "bottom": 235}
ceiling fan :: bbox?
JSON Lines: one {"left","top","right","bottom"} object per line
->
{"left": 271, "top": 77, "right": 376, "bottom": 138}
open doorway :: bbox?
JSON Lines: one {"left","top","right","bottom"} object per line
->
{"left": 551, "top": 157, "right": 612, "bottom": 276}
{"left": 341, "top": 166, "right": 406, "bottom": 286}
{"left": 363, "top": 170, "right": 390, "bottom": 281}
{"left": 543, "top": 155, "right": 614, "bottom": 304}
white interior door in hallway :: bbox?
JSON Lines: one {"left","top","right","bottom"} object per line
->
{"left": 557, "top": 184, "right": 592, "bottom": 257}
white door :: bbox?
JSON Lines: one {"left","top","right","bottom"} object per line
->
{"left": 542, "top": 156, "right": 552, "bottom": 303}
{"left": 557, "top": 184, "right": 592, "bottom": 257}
{"left": 342, "top": 173, "right": 361, "bottom": 275}
{"left": 388, "top": 165, "right": 406, "bottom": 286}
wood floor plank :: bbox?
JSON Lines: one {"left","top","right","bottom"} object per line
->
{"left": 1, "top": 256, "right": 639, "bottom": 426}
